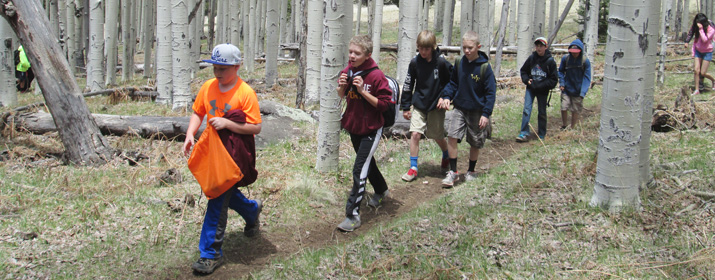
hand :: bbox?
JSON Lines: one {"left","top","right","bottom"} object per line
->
{"left": 338, "top": 73, "right": 349, "bottom": 94}
{"left": 182, "top": 135, "right": 195, "bottom": 157}
{"left": 685, "top": 43, "right": 689, "bottom": 48}
{"left": 403, "top": 111, "right": 411, "bottom": 120}
{"left": 528, "top": 79, "right": 533, "bottom": 85}
{"left": 437, "top": 98, "right": 451, "bottom": 110}
{"left": 479, "top": 116, "right": 489, "bottom": 129}
{"left": 208, "top": 117, "right": 230, "bottom": 130}
{"left": 698, "top": 23, "right": 703, "bottom": 29}
{"left": 352, "top": 76, "right": 364, "bottom": 95}
{"left": 560, "top": 86, "right": 565, "bottom": 91}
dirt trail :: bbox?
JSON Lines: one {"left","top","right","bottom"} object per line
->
{"left": 169, "top": 106, "right": 599, "bottom": 279}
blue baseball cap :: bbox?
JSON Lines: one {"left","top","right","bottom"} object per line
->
{"left": 203, "top": 44, "right": 243, "bottom": 66}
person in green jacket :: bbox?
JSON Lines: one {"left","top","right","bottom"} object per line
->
{"left": 15, "top": 45, "right": 35, "bottom": 92}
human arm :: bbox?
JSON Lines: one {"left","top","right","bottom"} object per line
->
{"left": 400, "top": 60, "right": 417, "bottom": 111}
{"left": 353, "top": 75, "right": 380, "bottom": 108}
{"left": 337, "top": 72, "right": 349, "bottom": 99}
{"left": 519, "top": 56, "right": 532, "bottom": 86}
{"left": 437, "top": 62, "right": 460, "bottom": 109}
{"left": 481, "top": 64, "right": 497, "bottom": 119}
{"left": 208, "top": 117, "right": 262, "bottom": 135}
{"left": 558, "top": 56, "right": 566, "bottom": 91}
{"left": 182, "top": 112, "right": 203, "bottom": 156}
{"left": 580, "top": 59, "right": 592, "bottom": 97}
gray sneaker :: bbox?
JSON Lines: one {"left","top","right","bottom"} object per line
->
{"left": 192, "top": 256, "right": 224, "bottom": 274}
{"left": 368, "top": 190, "right": 390, "bottom": 208}
{"left": 464, "top": 171, "right": 478, "bottom": 181}
{"left": 442, "top": 170, "right": 459, "bottom": 188}
{"left": 244, "top": 199, "right": 262, "bottom": 237}
{"left": 337, "top": 216, "right": 361, "bottom": 232}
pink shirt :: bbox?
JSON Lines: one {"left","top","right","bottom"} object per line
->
{"left": 693, "top": 26, "right": 715, "bottom": 54}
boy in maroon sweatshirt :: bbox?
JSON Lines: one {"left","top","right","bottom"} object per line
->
{"left": 336, "top": 35, "right": 393, "bottom": 232}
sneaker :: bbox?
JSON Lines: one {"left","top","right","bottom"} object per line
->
{"left": 368, "top": 190, "right": 389, "bottom": 208}
{"left": 440, "top": 158, "right": 449, "bottom": 171}
{"left": 337, "top": 216, "right": 361, "bottom": 232}
{"left": 515, "top": 133, "right": 528, "bottom": 142}
{"left": 560, "top": 125, "right": 568, "bottom": 131}
{"left": 465, "top": 171, "right": 478, "bottom": 181}
{"left": 401, "top": 167, "right": 418, "bottom": 182}
{"left": 192, "top": 256, "right": 224, "bottom": 274}
{"left": 692, "top": 90, "right": 700, "bottom": 95}
{"left": 441, "top": 170, "right": 459, "bottom": 188}
{"left": 244, "top": 199, "right": 262, "bottom": 237}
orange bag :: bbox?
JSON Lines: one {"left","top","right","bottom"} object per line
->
{"left": 188, "top": 126, "right": 244, "bottom": 199}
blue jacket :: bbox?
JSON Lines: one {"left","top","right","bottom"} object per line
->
{"left": 440, "top": 51, "right": 496, "bottom": 118}
{"left": 558, "top": 39, "right": 592, "bottom": 97}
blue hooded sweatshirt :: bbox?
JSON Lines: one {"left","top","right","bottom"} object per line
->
{"left": 439, "top": 50, "right": 496, "bottom": 118}
{"left": 558, "top": 39, "right": 592, "bottom": 97}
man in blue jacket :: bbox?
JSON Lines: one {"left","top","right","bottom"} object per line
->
{"left": 516, "top": 37, "right": 558, "bottom": 142}
{"left": 558, "top": 39, "right": 592, "bottom": 129}
{"left": 436, "top": 31, "right": 497, "bottom": 187}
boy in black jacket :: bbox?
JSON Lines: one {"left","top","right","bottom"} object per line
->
{"left": 400, "top": 30, "right": 453, "bottom": 182}
{"left": 516, "top": 37, "right": 558, "bottom": 142}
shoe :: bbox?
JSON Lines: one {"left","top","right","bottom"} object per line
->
{"left": 401, "top": 167, "right": 418, "bottom": 182}
{"left": 244, "top": 199, "right": 262, "bottom": 237}
{"left": 192, "top": 257, "right": 224, "bottom": 274}
{"left": 692, "top": 90, "right": 700, "bottom": 95}
{"left": 441, "top": 170, "right": 459, "bottom": 188}
{"left": 440, "top": 158, "right": 449, "bottom": 171}
{"left": 538, "top": 135, "right": 545, "bottom": 140}
{"left": 465, "top": 171, "right": 478, "bottom": 181}
{"left": 515, "top": 133, "right": 528, "bottom": 142}
{"left": 368, "top": 190, "right": 389, "bottom": 208}
{"left": 337, "top": 216, "right": 361, "bottom": 232}
{"left": 560, "top": 125, "right": 568, "bottom": 131}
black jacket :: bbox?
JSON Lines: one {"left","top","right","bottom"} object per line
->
{"left": 400, "top": 48, "right": 453, "bottom": 111}
{"left": 520, "top": 49, "right": 558, "bottom": 95}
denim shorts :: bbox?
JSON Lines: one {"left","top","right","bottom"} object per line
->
{"left": 694, "top": 49, "right": 713, "bottom": 61}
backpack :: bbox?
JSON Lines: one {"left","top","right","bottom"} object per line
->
{"left": 347, "top": 67, "right": 399, "bottom": 128}
{"left": 454, "top": 58, "right": 489, "bottom": 78}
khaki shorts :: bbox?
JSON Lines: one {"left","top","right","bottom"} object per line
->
{"left": 561, "top": 94, "right": 583, "bottom": 112}
{"left": 447, "top": 108, "right": 491, "bottom": 149}
{"left": 409, "top": 107, "right": 446, "bottom": 139}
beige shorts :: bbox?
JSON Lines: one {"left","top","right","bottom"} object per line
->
{"left": 561, "top": 94, "right": 583, "bottom": 112}
{"left": 447, "top": 108, "right": 491, "bottom": 149}
{"left": 409, "top": 107, "right": 446, "bottom": 139}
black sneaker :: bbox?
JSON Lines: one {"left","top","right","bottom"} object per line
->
{"left": 192, "top": 257, "right": 224, "bottom": 274}
{"left": 244, "top": 199, "right": 262, "bottom": 237}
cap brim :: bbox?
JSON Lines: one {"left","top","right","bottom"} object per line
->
{"left": 568, "top": 49, "right": 581, "bottom": 53}
{"left": 202, "top": 59, "right": 238, "bottom": 66}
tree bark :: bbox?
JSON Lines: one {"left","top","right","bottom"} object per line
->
{"left": 105, "top": 0, "right": 120, "bottom": 87}
{"left": 122, "top": 0, "right": 135, "bottom": 82}
{"left": 533, "top": 0, "right": 546, "bottom": 39}
{"left": 549, "top": 0, "right": 558, "bottom": 35}
{"left": 170, "top": 0, "right": 191, "bottom": 110}
{"left": 476, "top": 0, "right": 492, "bottom": 48}
{"left": 461, "top": 0, "right": 473, "bottom": 35}
{"left": 86, "top": 0, "right": 104, "bottom": 92}
{"left": 371, "top": 0, "right": 383, "bottom": 65}
{"left": 434, "top": 0, "right": 443, "bottom": 33}
{"left": 442, "top": 0, "right": 454, "bottom": 46}
{"left": 355, "top": 0, "right": 361, "bottom": 35}
{"left": 591, "top": 0, "right": 656, "bottom": 211}
{"left": 316, "top": 0, "right": 348, "bottom": 172}
{"left": 65, "top": 0, "right": 76, "bottom": 71}
{"left": 546, "top": 0, "right": 575, "bottom": 50}
{"left": 1, "top": 0, "right": 114, "bottom": 165}
{"left": 265, "top": 0, "right": 280, "bottom": 87}
{"left": 507, "top": 0, "right": 517, "bottom": 45}
{"left": 658, "top": 0, "right": 673, "bottom": 86}
{"left": 494, "top": 0, "right": 510, "bottom": 77}
{"left": 296, "top": 0, "right": 307, "bottom": 108}
{"left": 155, "top": 0, "right": 172, "bottom": 104}
{"left": 516, "top": 0, "right": 532, "bottom": 67}
{"left": 397, "top": 0, "right": 418, "bottom": 85}
{"left": 641, "top": 0, "right": 660, "bottom": 186}
{"left": 583, "top": 0, "right": 599, "bottom": 61}
{"left": 0, "top": 18, "right": 16, "bottom": 107}
{"left": 304, "top": 0, "right": 322, "bottom": 107}
{"left": 143, "top": 0, "right": 154, "bottom": 78}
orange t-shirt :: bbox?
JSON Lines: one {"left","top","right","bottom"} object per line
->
{"left": 192, "top": 77, "right": 262, "bottom": 125}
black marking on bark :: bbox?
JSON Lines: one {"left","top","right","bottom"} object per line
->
{"left": 612, "top": 51, "right": 624, "bottom": 63}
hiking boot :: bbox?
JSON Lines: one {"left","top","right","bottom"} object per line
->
{"left": 464, "top": 171, "right": 478, "bottom": 181}
{"left": 441, "top": 170, "right": 459, "bottom": 188}
{"left": 440, "top": 158, "right": 449, "bottom": 171}
{"left": 401, "top": 167, "right": 418, "bottom": 182}
{"left": 337, "top": 216, "right": 361, "bottom": 232}
{"left": 368, "top": 190, "right": 390, "bottom": 208}
{"left": 244, "top": 199, "right": 262, "bottom": 237}
{"left": 515, "top": 133, "right": 529, "bottom": 142}
{"left": 192, "top": 256, "right": 224, "bottom": 274}
{"left": 560, "top": 125, "right": 568, "bottom": 131}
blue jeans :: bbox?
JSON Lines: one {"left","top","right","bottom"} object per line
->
{"left": 199, "top": 186, "right": 260, "bottom": 259}
{"left": 520, "top": 88, "right": 548, "bottom": 138}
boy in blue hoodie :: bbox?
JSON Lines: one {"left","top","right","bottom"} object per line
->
{"left": 558, "top": 39, "right": 592, "bottom": 129}
{"left": 436, "top": 31, "right": 497, "bottom": 187}
{"left": 516, "top": 37, "right": 558, "bottom": 142}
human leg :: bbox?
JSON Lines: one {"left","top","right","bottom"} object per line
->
{"left": 694, "top": 56, "right": 703, "bottom": 94}
{"left": 560, "top": 94, "right": 569, "bottom": 129}
{"left": 536, "top": 92, "right": 548, "bottom": 139}
{"left": 227, "top": 187, "right": 262, "bottom": 236}
{"left": 519, "top": 88, "right": 535, "bottom": 137}
{"left": 195, "top": 187, "right": 235, "bottom": 273}
{"left": 423, "top": 108, "right": 449, "bottom": 170}
{"left": 343, "top": 130, "right": 383, "bottom": 221}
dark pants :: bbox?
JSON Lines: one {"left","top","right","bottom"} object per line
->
{"left": 345, "top": 128, "right": 388, "bottom": 217}
{"left": 198, "top": 185, "right": 259, "bottom": 259}
{"left": 15, "top": 68, "right": 35, "bottom": 92}
{"left": 520, "top": 88, "right": 548, "bottom": 138}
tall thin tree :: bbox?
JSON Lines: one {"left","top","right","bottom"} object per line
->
{"left": 171, "top": 0, "right": 191, "bottom": 110}
{"left": 0, "top": 19, "right": 16, "bottom": 107}
{"left": 397, "top": 0, "right": 418, "bottom": 84}
{"left": 105, "top": 0, "right": 120, "bottom": 86}
{"left": 265, "top": 0, "right": 280, "bottom": 87}
{"left": 516, "top": 0, "right": 533, "bottom": 67}
{"left": 442, "top": 0, "right": 454, "bottom": 46}
{"left": 583, "top": 0, "right": 600, "bottom": 62}
{"left": 155, "top": 0, "right": 173, "bottom": 104}
{"left": 86, "top": 0, "right": 104, "bottom": 91}
{"left": 371, "top": 0, "right": 383, "bottom": 65}
{"left": 304, "top": 0, "right": 323, "bottom": 106}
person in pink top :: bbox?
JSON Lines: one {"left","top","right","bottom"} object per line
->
{"left": 688, "top": 13, "right": 715, "bottom": 95}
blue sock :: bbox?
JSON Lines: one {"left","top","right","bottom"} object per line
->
{"left": 410, "top": 156, "right": 418, "bottom": 169}
{"left": 442, "top": 150, "right": 448, "bottom": 159}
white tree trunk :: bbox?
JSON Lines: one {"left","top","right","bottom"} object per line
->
{"left": 397, "top": 0, "right": 418, "bottom": 84}
{"left": 58, "top": 0, "right": 67, "bottom": 53}
{"left": 461, "top": 0, "right": 474, "bottom": 34}
{"left": 265, "top": 0, "right": 280, "bottom": 87}
{"left": 316, "top": 0, "right": 348, "bottom": 172}
{"left": 368, "top": 0, "right": 375, "bottom": 34}
{"left": 155, "top": 0, "right": 173, "bottom": 104}
{"left": 549, "top": 0, "right": 558, "bottom": 35}
{"left": 583, "top": 0, "right": 600, "bottom": 62}
{"left": 104, "top": 0, "right": 120, "bottom": 86}
{"left": 355, "top": 0, "right": 362, "bottom": 35}
{"left": 0, "top": 19, "right": 17, "bottom": 107}
{"left": 641, "top": 0, "right": 661, "bottom": 186}
{"left": 434, "top": 0, "right": 443, "bottom": 32}
{"left": 65, "top": 0, "right": 76, "bottom": 70}
{"left": 280, "top": 0, "right": 288, "bottom": 44}
{"left": 422, "top": 0, "right": 430, "bottom": 32}
{"left": 143, "top": 0, "right": 154, "bottom": 78}
{"left": 342, "top": 0, "right": 353, "bottom": 59}
{"left": 516, "top": 0, "right": 532, "bottom": 67}
{"left": 371, "top": 0, "right": 383, "bottom": 65}
{"left": 442, "top": 0, "right": 454, "bottom": 45}
{"left": 304, "top": 0, "right": 323, "bottom": 106}
{"left": 241, "top": 0, "right": 250, "bottom": 65}
{"left": 591, "top": 0, "right": 656, "bottom": 211}
{"left": 245, "top": 0, "right": 257, "bottom": 72}
{"left": 257, "top": 0, "right": 266, "bottom": 55}
{"left": 532, "top": 0, "right": 546, "bottom": 38}
{"left": 477, "top": 0, "right": 491, "bottom": 48}
{"left": 507, "top": 0, "right": 517, "bottom": 45}
{"left": 230, "top": 0, "right": 240, "bottom": 46}
{"left": 86, "top": 0, "right": 104, "bottom": 92}
{"left": 49, "top": 0, "right": 59, "bottom": 38}
{"left": 658, "top": 0, "right": 673, "bottom": 86}
{"left": 122, "top": 0, "right": 135, "bottom": 82}
{"left": 494, "top": 0, "right": 510, "bottom": 77}
{"left": 681, "top": 0, "right": 690, "bottom": 39}
{"left": 171, "top": 0, "right": 191, "bottom": 110}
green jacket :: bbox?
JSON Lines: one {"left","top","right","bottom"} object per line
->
{"left": 16, "top": 45, "right": 31, "bottom": 72}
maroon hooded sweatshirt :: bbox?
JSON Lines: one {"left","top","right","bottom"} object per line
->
{"left": 218, "top": 109, "right": 257, "bottom": 187}
{"left": 339, "top": 57, "right": 393, "bottom": 135}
